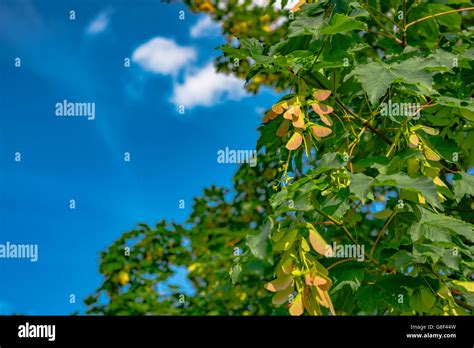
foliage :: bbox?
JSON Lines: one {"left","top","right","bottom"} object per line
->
{"left": 85, "top": 156, "right": 279, "bottom": 315}
{"left": 86, "top": 0, "right": 474, "bottom": 315}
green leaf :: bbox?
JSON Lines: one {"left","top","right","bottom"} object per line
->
{"left": 425, "top": 106, "right": 455, "bottom": 126}
{"left": 273, "top": 229, "right": 298, "bottom": 251}
{"left": 220, "top": 44, "right": 250, "bottom": 60}
{"left": 413, "top": 243, "right": 445, "bottom": 263}
{"left": 320, "top": 13, "right": 366, "bottom": 35}
{"left": 100, "top": 261, "right": 123, "bottom": 274}
{"left": 309, "top": 152, "right": 347, "bottom": 177}
{"left": 410, "top": 287, "right": 437, "bottom": 314}
{"left": 270, "top": 189, "right": 288, "bottom": 209}
{"left": 409, "top": 208, "right": 474, "bottom": 243}
{"left": 427, "top": 4, "right": 461, "bottom": 30}
{"left": 356, "top": 284, "right": 384, "bottom": 313}
{"left": 239, "top": 38, "right": 273, "bottom": 66}
{"left": 289, "top": 13, "right": 326, "bottom": 38}
{"left": 346, "top": 62, "right": 395, "bottom": 105}
{"left": 257, "top": 118, "right": 282, "bottom": 151}
{"left": 390, "top": 250, "right": 426, "bottom": 272}
{"left": 346, "top": 57, "right": 441, "bottom": 104}
{"left": 453, "top": 281, "right": 474, "bottom": 293}
{"left": 425, "top": 136, "right": 458, "bottom": 163}
{"left": 453, "top": 173, "right": 474, "bottom": 202}
{"left": 407, "top": 5, "right": 439, "bottom": 43}
{"left": 247, "top": 218, "right": 274, "bottom": 264}
{"left": 442, "top": 249, "right": 460, "bottom": 271}
{"left": 313, "top": 49, "right": 351, "bottom": 69}
{"left": 322, "top": 190, "right": 351, "bottom": 219}
{"left": 374, "top": 208, "right": 393, "bottom": 220}
{"left": 353, "top": 156, "right": 390, "bottom": 173}
{"left": 349, "top": 173, "right": 374, "bottom": 204}
{"left": 373, "top": 173, "right": 441, "bottom": 209}
{"left": 331, "top": 267, "right": 364, "bottom": 292}
{"left": 230, "top": 263, "right": 242, "bottom": 284}
{"left": 240, "top": 38, "right": 264, "bottom": 55}
{"left": 375, "top": 275, "right": 422, "bottom": 312}
{"left": 435, "top": 96, "right": 474, "bottom": 113}
{"left": 410, "top": 49, "right": 457, "bottom": 73}
{"left": 293, "top": 191, "right": 314, "bottom": 211}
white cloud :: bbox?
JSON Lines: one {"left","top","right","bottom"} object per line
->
{"left": 86, "top": 10, "right": 111, "bottom": 35}
{"left": 275, "top": 0, "right": 301, "bottom": 10}
{"left": 171, "top": 63, "right": 247, "bottom": 108}
{"left": 132, "top": 37, "right": 196, "bottom": 75}
{"left": 190, "top": 16, "right": 221, "bottom": 38}
{"left": 244, "top": 0, "right": 300, "bottom": 10}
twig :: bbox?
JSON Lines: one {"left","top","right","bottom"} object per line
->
{"left": 405, "top": 7, "right": 474, "bottom": 30}
{"left": 370, "top": 208, "right": 397, "bottom": 257}
{"left": 311, "top": 221, "right": 336, "bottom": 225}
{"left": 343, "top": 201, "right": 362, "bottom": 224}
{"left": 335, "top": 98, "right": 393, "bottom": 145}
{"left": 327, "top": 258, "right": 355, "bottom": 270}
{"left": 363, "top": 4, "right": 403, "bottom": 46}
{"left": 303, "top": 74, "right": 393, "bottom": 146}
{"left": 314, "top": 208, "right": 377, "bottom": 264}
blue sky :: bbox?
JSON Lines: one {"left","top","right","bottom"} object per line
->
{"left": 0, "top": 0, "right": 277, "bottom": 314}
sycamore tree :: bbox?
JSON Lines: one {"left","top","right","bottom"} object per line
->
{"left": 86, "top": 0, "right": 474, "bottom": 315}
{"left": 85, "top": 157, "right": 279, "bottom": 315}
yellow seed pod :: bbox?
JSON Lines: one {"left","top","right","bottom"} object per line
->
{"left": 408, "top": 133, "right": 419, "bottom": 148}
{"left": 423, "top": 147, "right": 441, "bottom": 161}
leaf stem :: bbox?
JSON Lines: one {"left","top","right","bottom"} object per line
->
{"left": 362, "top": 4, "right": 403, "bottom": 46}
{"left": 365, "top": 4, "right": 398, "bottom": 28}
{"left": 402, "top": 0, "right": 407, "bottom": 46}
{"left": 303, "top": 73, "right": 393, "bottom": 145}
{"left": 310, "top": 36, "right": 328, "bottom": 70}
{"left": 314, "top": 208, "right": 377, "bottom": 264}
{"left": 370, "top": 208, "right": 397, "bottom": 258}
{"left": 327, "top": 258, "right": 355, "bottom": 270}
{"left": 335, "top": 98, "right": 393, "bottom": 145}
{"left": 314, "top": 208, "right": 354, "bottom": 242}
{"left": 405, "top": 7, "right": 474, "bottom": 30}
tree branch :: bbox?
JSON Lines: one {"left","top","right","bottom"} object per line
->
{"left": 370, "top": 208, "right": 397, "bottom": 257}
{"left": 405, "top": 7, "right": 474, "bottom": 30}
{"left": 304, "top": 73, "right": 393, "bottom": 145}
{"left": 314, "top": 207, "right": 378, "bottom": 264}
